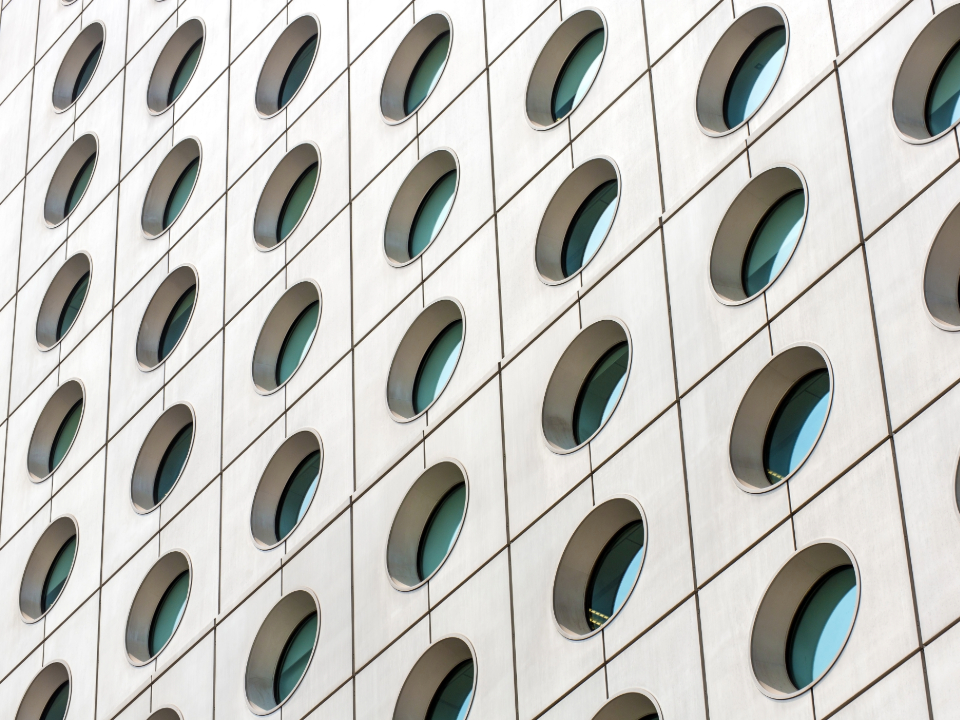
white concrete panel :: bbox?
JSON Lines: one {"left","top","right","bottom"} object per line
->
{"left": 538, "top": 670, "right": 607, "bottom": 720}
{"left": 74, "top": 0, "right": 128, "bottom": 119}
{"left": 43, "top": 592, "right": 100, "bottom": 720}
{"left": 152, "top": 633, "right": 215, "bottom": 720}
{"left": 0, "top": 75, "right": 31, "bottom": 201}
{"left": 230, "top": 0, "right": 285, "bottom": 62}
{"left": 927, "top": 619, "right": 960, "bottom": 720}
{"left": 828, "top": 654, "right": 928, "bottom": 720}
{"left": 644, "top": 0, "right": 720, "bottom": 63}
{"left": 484, "top": 0, "right": 553, "bottom": 62}
{"left": 29, "top": 18, "right": 80, "bottom": 171}
{"left": 19, "top": 132, "right": 70, "bottom": 288}
{"left": 355, "top": 618, "right": 431, "bottom": 720}
{"left": 831, "top": 0, "right": 906, "bottom": 55}
{"left": 286, "top": 0, "right": 349, "bottom": 126}
{"left": 126, "top": 0, "right": 178, "bottom": 60}
{"left": 349, "top": 0, "right": 409, "bottom": 62}
{"left": 70, "top": 72, "right": 123, "bottom": 231}
{"left": 0, "top": 0, "right": 38, "bottom": 102}
{"left": 174, "top": 0, "right": 231, "bottom": 121}
{"left": 0, "top": 507, "right": 47, "bottom": 679}
{"left": 0, "top": 181, "right": 25, "bottom": 308}
{"left": 36, "top": 0, "right": 80, "bottom": 61}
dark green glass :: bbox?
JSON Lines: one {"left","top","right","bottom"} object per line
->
{"left": 573, "top": 342, "right": 629, "bottom": 445}
{"left": 149, "top": 570, "right": 189, "bottom": 657}
{"left": 39, "top": 681, "right": 70, "bottom": 720}
{"left": 153, "top": 424, "right": 193, "bottom": 505}
{"left": 277, "top": 163, "right": 318, "bottom": 242}
{"left": 279, "top": 35, "right": 318, "bottom": 109}
{"left": 56, "top": 272, "right": 90, "bottom": 341}
{"left": 72, "top": 42, "right": 102, "bottom": 102}
{"left": 275, "top": 450, "right": 321, "bottom": 541}
{"left": 64, "top": 154, "right": 96, "bottom": 217}
{"left": 167, "top": 39, "right": 203, "bottom": 106}
{"left": 49, "top": 400, "right": 83, "bottom": 473}
{"left": 404, "top": 32, "right": 450, "bottom": 116}
{"left": 413, "top": 320, "right": 463, "bottom": 414}
{"left": 41, "top": 536, "right": 77, "bottom": 613}
{"left": 552, "top": 29, "right": 604, "bottom": 121}
{"left": 927, "top": 42, "right": 960, "bottom": 136}
{"left": 639, "top": 715, "right": 658, "bottom": 720}
{"left": 741, "top": 190, "right": 804, "bottom": 297}
{"left": 561, "top": 180, "right": 618, "bottom": 277}
{"left": 163, "top": 158, "right": 200, "bottom": 230}
{"left": 417, "top": 483, "right": 466, "bottom": 581}
{"left": 763, "top": 369, "right": 830, "bottom": 485}
{"left": 585, "top": 521, "right": 644, "bottom": 630}
{"left": 426, "top": 660, "right": 474, "bottom": 720}
{"left": 274, "top": 612, "right": 318, "bottom": 703}
{"left": 158, "top": 286, "right": 196, "bottom": 361}
{"left": 276, "top": 300, "right": 319, "bottom": 385}
{"left": 409, "top": 170, "right": 457, "bottom": 259}
{"left": 723, "top": 27, "right": 786, "bottom": 128}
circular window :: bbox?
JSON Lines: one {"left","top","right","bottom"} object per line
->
{"left": 386, "top": 299, "right": 464, "bottom": 421}
{"left": 384, "top": 149, "right": 459, "bottom": 266}
{"left": 535, "top": 157, "right": 619, "bottom": 283}
{"left": 697, "top": 6, "right": 788, "bottom": 135}
{"left": 20, "top": 517, "right": 78, "bottom": 622}
{"left": 710, "top": 166, "right": 807, "bottom": 304}
{"left": 126, "top": 551, "right": 191, "bottom": 665}
{"left": 893, "top": 5, "right": 960, "bottom": 142}
{"left": 142, "top": 138, "right": 201, "bottom": 238}
{"left": 253, "top": 143, "right": 320, "bottom": 250}
{"left": 44, "top": 134, "right": 98, "bottom": 227}
{"left": 924, "top": 198, "right": 960, "bottom": 330}
{"left": 146, "top": 710, "right": 182, "bottom": 720}
{"left": 553, "top": 498, "right": 645, "bottom": 638}
{"left": 251, "top": 281, "right": 321, "bottom": 393}
{"left": 52, "top": 22, "right": 104, "bottom": 111}
{"left": 14, "top": 663, "right": 71, "bottom": 720}
{"left": 250, "top": 430, "right": 323, "bottom": 549}
{"left": 542, "top": 320, "right": 630, "bottom": 453}
{"left": 245, "top": 590, "right": 319, "bottom": 715}
{"left": 147, "top": 19, "right": 205, "bottom": 114}
{"left": 37, "top": 253, "right": 91, "bottom": 351}
{"left": 752, "top": 542, "right": 859, "bottom": 697}
{"left": 380, "top": 14, "right": 451, "bottom": 123}
{"left": 730, "top": 345, "right": 832, "bottom": 492}
{"left": 28, "top": 381, "right": 84, "bottom": 481}
{"left": 393, "top": 637, "right": 476, "bottom": 720}
{"left": 387, "top": 461, "right": 468, "bottom": 590}
{"left": 131, "top": 404, "right": 195, "bottom": 513}
{"left": 526, "top": 10, "right": 606, "bottom": 129}
{"left": 592, "top": 692, "right": 662, "bottom": 720}
{"left": 255, "top": 15, "right": 320, "bottom": 117}
{"left": 136, "top": 266, "right": 198, "bottom": 370}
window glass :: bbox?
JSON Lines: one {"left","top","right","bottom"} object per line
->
{"left": 418, "top": 482, "right": 466, "bottom": 581}
{"left": 763, "top": 369, "right": 830, "bottom": 485}
{"left": 153, "top": 424, "right": 193, "bottom": 505}
{"left": 552, "top": 29, "right": 604, "bottom": 122}
{"left": 409, "top": 170, "right": 457, "bottom": 259}
{"left": 275, "top": 450, "right": 321, "bottom": 541}
{"left": 276, "top": 300, "right": 320, "bottom": 385}
{"left": 64, "top": 154, "right": 96, "bottom": 217}
{"left": 723, "top": 27, "right": 786, "bottom": 128}
{"left": 585, "top": 520, "right": 644, "bottom": 631}
{"left": 561, "top": 179, "right": 618, "bottom": 277}
{"left": 73, "top": 42, "right": 102, "bottom": 102}
{"left": 786, "top": 565, "right": 857, "bottom": 689}
{"left": 426, "top": 660, "right": 474, "bottom": 720}
{"left": 49, "top": 400, "right": 83, "bottom": 473}
{"left": 573, "top": 342, "right": 629, "bottom": 445}
{"left": 274, "top": 612, "right": 318, "bottom": 704}
{"left": 404, "top": 32, "right": 450, "bottom": 116}
{"left": 41, "top": 536, "right": 77, "bottom": 613}
{"left": 741, "top": 190, "right": 804, "bottom": 297}
{"left": 279, "top": 35, "right": 318, "bottom": 109}
{"left": 57, "top": 272, "right": 90, "bottom": 341}
{"left": 149, "top": 570, "right": 190, "bottom": 657}
{"left": 927, "top": 42, "right": 960, "bottom": 136}
{"left": 168, "top": 39, "right": 203, "bottom": 106}
{"left": 39, "top": 681, "right": 70, "bottom": 720}
{"left": 413, "top": 320, "right": 463, "bottom": 414}
{"left": 163, "top": 158, "right": 200, "bottom": 230}
{"left": 158, "top": 286, "right": 196, "bottom": 362}
{"left": 277, "top": 163, "right": 319, "bottom": 242}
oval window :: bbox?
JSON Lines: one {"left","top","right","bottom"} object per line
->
{"left": 149, "top": 570, "right": 190, "bottom": 657}
{"left": 41, "top": 535, "right": 77, "bottom": 613}
{"left": 927, "top": 42, "right": 960, "bottom": 136}
{"left": 413, "top": 319, "right": 463, "bottom": 415}
{"left": 724, "top": 27, "right": 786, "bottom": 128}
{"left": 279, "top": 35, "right": 318, "bottom": 110}
{"left": 50, "top": 400, "right": 83, "bottom": 473}
{"left": 277, "top": 163, "right": 318, "bottom": 243}
{"left": 275, "top": 450, "right": 321, "bottom": 541}
{"left": 57, "top": 272, "right": 89, "bottom": 342}
{"left": 584, "top": 519, "right": 644, "bottom": 632}
{"left": 552, "top": 28, "right": 604, "bottom": 122}
{"left": 574, "top": 341, "right": 629, "bottom": 446}
{"left": 276, "top": 300, "right": 319, "bottom": 386}
{"left": 418, "top": 482, "right": 466, "bottom": 581}
{"left": 39, "top": 681, "right": 70, "bottom": 720}
{"left": 741, "top": 189, "right": 804, "bottom": 297}
{"left": 168, "top": 39, "right": 203, "bottom": 107}
{"left": 425, "top": 659, "right": 474, "bottom": 720}
{"left": 73, "top": 41, "right": 103, "bottom": 104}
{"left": 405, "top": 31, "right": 450, "bottom": 116}
{"left": 409, "top": 170, "right": 457, "bottom": 260}
{"left": 562, "top": 179, "right": 618, "bottom": 278}
{"left": 274, "top": 612, "right": 318, "bottom": 704}
{"left": 163, "top": 157, "right": 200, "bottom": 231}
{"left": 153, "top": 423, "right": 192, "bottom": 505}
{"left": 763, "top": 369, "right": 830, "bottom": 486}
{"left": 786, "top": 565, "right": 857, "bottom": 690}
{"left": 64, "top": 154, "right": 96, "bottom": 219}
{"left": 158, "top": 286, "right": 196, "bottom": 363}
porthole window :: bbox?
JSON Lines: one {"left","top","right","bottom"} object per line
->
{"left": 384, "top": 149, "right": 459, "bottom": 266}
{"left": 380, "top": 14, "right": 451, "bottom": 123}
{"left": 52, "top": 22, "right": 104, "bottom": 111}
{"left": 394, "top": 638, "right": 476, "bottom": 720}
{"left": 27, "top": 381, "right": 84, "bottom": 480}
{"left": 252, "top": 282, "right": 321, "bottom": 393}
{"left": 697, "top": 7, "right": 788, "bottom": 135}
{"left": 255, "top": 15, "right": 320, "bottom": 117}
{"left": 729, "top": 345, "right": 832, "bottom": 492}
{"left": 20, "top": 517, "right": 78, "bottom": 622}
{"left": 154, "top": 424, "right": 192, "bottom": 504}
{"left": 542, "top": 320, "right": 630, "bottom": 453}
{"left": 15, "top": 663, "right": 71, "bottom": 720}
{"left": 387, "top": 461, "right": 468, "bottom": 590}
{"left": 923, "top": 200, "right": 960, "bottom": 330}
{"left": 37, "top": 253, "right": 92, "bottom": 351}
{"left": 752, "top": 542, "right": 859, "bottom": 697}
{"left": 149, "top": 570, "right": 190, "bottom": 657}
{"left": 275, "top": 612, "right": 318, "bottom": 704}
{"left": 526, "top": 10, "right": 606, "bottom": 129}
{"left": 44, "top": 134, "right": 98, "bottom": 227}
{"left": 142, "top": 138, "right": 201, "bottom": 238}
{"left": 131, "top": 404, "right": 195, "bottom": 513}
{"left": 37, "top": 682, "right": 70, "bottom": 720}
{"left": 710, "top": 166, "right": 807, "bottom": 304}
{"left": 253, "top": 143, "right": 320, "bottom": 250}
{"left": 147, "top": 19, "right": 205, "bottom": 113}
{"left": 926, "top": 42, "right": 960, "bottom": 136}
{"left": 147, "top": 710, "right": 182, "bottom": 720}
{"left": 592, "top": 692, "right": 662, "bottom": 720}
{"left": 136, "top": 266, "right": 198, "bottom": 370}
{"left": 386, "top": 300, "right": 465, "bottom": 421}
{"left": 554, "top": 498, "right": 646, "bottom": 638}
{"left": 49, "top": 400, "right": 82, "bottom": 474}
{"left": 275, "top": 450, "right": 320, "bottom": 541}
{"left": 425, "top": 660, "right": 474, "bottom": 720}
{"left": 126, "top": 551, "right": 191, "bottom": 665}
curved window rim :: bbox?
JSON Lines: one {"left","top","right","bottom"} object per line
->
{"left": 20, "top": 517, "right": 80, "bottom": 624}
{"left": 152, "top": 423, "right": 196, "bottom": 507}
{"left": 380, "top": 13, "right": 454, "bottom": 126}
{"left": 141, "top": 141, "right": 202, "bottom": 240}
{"left": 136, "top": 269, "right": 199, "bottom": 373}
{"left": 416, "top": 481, "right": 467, "bottom": 582}
{"left": 158, "top": 285, "right": 198, "bottom": 364}
{"left": 130, "top": 405, "right": 198, "bottom": 516}
{"left": 126, "top": 552, "right": 193, "bottom": 668}
{"left": 273, "top": 448, "right": 322, "bottom": 543}
{"left": 36, "top": 253, "right": 94, "bottom": 353}
{"left": 15, "top": 665, "right": 73, "bottom": 720}
{"left": 276, "top": 163, "right": 320, "bottom": 245}
{"left": 147, "top": 21, "right": 207, "bottom": 117}
{"left": 252, "top": 145, "right": 321, "bottom": 254}
{"left": 251, "top": 287, "right": 322, "bottom": 397}
{"left": 591, "top": 691, "right": 664, "bottom": 720}
{"left": 255, "top": 14, "right": 322, "bottom": 120}
{"left": 52, "top": 23, "right": 106, "bottom": 115}
{"left": 148, "top": 569, "right": 191, "bottom": 659}
{"left": 922, "top": 201, "right": 960, "bottom": 332}
{"left": 48, "top": 399, "right": 84, "bottom": 475}
{"left": 46, "top": 140, "right": 100, "bottom": 229}
{"left": 28, "top": 381, "right": 86, "bottom": 484}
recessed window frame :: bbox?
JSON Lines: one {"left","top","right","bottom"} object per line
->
{"left": 125, "top": 551, "right": 193, "bottom": 666}
{"left": 142, "top": 138, "right": 202, "bottom": 239}
{"left": 380, "top": 13, "right": 453, "bottom": 125}
{"left": 52, "top": 22, "right": 106, "bottom": 112}
{"left": 27, "top": 380, "right": 85, "bottom": 482}
{"left": 37, "top": 252, "right": 93, "bottom": 352}
{"left": 19, "top": 516, "right": 80, "bottom": 623}
{"left": 146, "top": 18, "right": 206, "bottom": 115}
{"left": 255, "top": 15, "right": 321, "bottom": 118}
{"left": 253, "top": 143, "right": 321, "bottom": 251}
{"left": 591, "top": 691, "right": 663, "bottom": 720}
{"left": 392, "top": 636, "right": 477, "bottom": 720}
{"left": 44, "top": 134, "right": 99, "bottom": 228}
{"left": 130, "top": 403, "right": 197, "bottom": 514}
{"left": 251, "top": 281, "right": 322, "bottom": 395}
{"left": 136, "top": 265, "right": 199, "bottom": 371}
{"left": 14, "top": 662, "right": 72, "bottom": 720}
